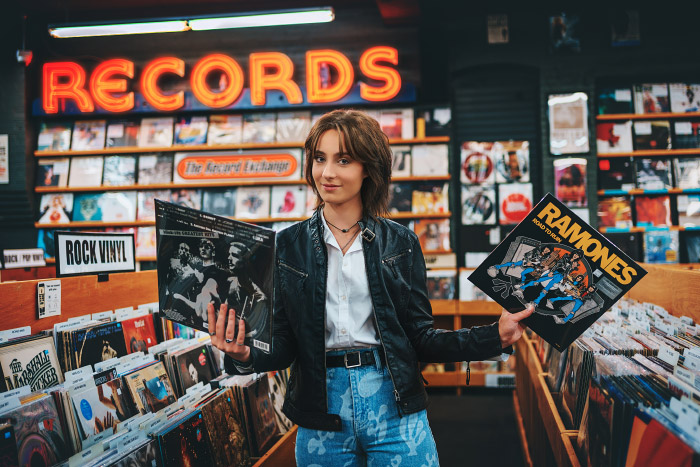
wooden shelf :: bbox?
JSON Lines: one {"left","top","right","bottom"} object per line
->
{"left": 423, "top": 370, "right": 514, "bottom": 387}
{"left": 431, "top": 299, "right": 457, "bottom": 316}
{"left": 596, "top": 112, "right": 700, "bottom": 121}
{"left": 35, "top": 179, "right": 308, "bottom": 193}
{"left": 252, "top": 426, "right": 297, "bottom": 467}
{"left": 391, "top": 175, "right": 451, "bottom": 182}
{"left": 598, "top": 148, "right": 700, "bottom": 158}
{"left": 33, "top": 136, "right": 449, "bottom": 157}
{"left": 458, "top": 300, "right": 502, "bottom": 316}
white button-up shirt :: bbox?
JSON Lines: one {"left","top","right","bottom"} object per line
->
{"left": 321, "top": 214, "right": 380, "bottom": 350}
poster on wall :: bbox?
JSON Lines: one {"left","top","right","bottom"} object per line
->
{"left": 611, "top": 10, "right": 641, "bottom": 47}
{"left": 548, "top": 93, "right": 590, "bottom": 155}
{"left": 549, "top": 13, "right": 581, "bottom": 54}
{"left": 553, "top": 158, "right": 587, "bottom": 208}
{"left": 487, "top": 14, "right": 509, "bottom": 44}
{"left": 0, "top": 134, "right": 8, "bottom": 184}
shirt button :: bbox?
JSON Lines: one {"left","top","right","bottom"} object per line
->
{"left": 341, "top": 295, "right": 347, "bottom": 301}
{"left": 341, "top": 329, "right": 347, "bottom": 334}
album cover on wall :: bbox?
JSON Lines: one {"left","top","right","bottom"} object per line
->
{"left": 202, "top": 188, "right": 237, "bottom": 217}
{"left": 37, "top": 193, "right": 73, "bottom": 224}
{"left": 136, "top": 226, "right": 157, "bottom": 257}
{"left": 460, "top": 141, "right": 496, "bottom": 184}
{"left": 135, "top": 154, "right": 172, "bottom": 185}
{"left": 73, "top": 192, "right": 137, "bottom": 222}
{"left": 597, "top": 158, "right": 635, "bottom": 191}
{"left": 633, "top": 84, "right": 670, "bottom": 114}
{"left": 595, "top": 122, "right": 633, "bottom": 153}
{"left": 597, "top": 197, "right": 633, "bottom": 228}
{"left": 603, "top": 232, "right": 643, "bottom": 262}
{"left": 68, "top": 156, "right": 104, "bottom": 187}
{"left": 461, "top": 185, "right": 496, "bottom": 225}
{"left": 388, "top": 182, "right": 413, "bottom": 213}
{"left": 548, "top": 93, "right": 589, "bottom": 155}
{"left": 175, "top": 116, "right": 208, "bottom": 146}
{"left": 418, "top": 107, "right": 451, "bottom": 137}
{"left": 242, "top": 113, "right": 276, "bottom": 143}
{"left": 37, "top": 123, "right": 72, "bottom": 151}
{"left": 106, "top": 120, "right": 140, "bottom": 148}
{"left": 643, "top": 230, "right": 679, "bottom": 264}
{"left": 170, "top": 189, "right": 202, "bottom": 210}
{"left": 36, "top": 157, "right": 70, "bottom": 187}
{"left": 426, "top": 270, "right": 457, "bottom": 300}
{"left": 549, "top": 13, "right": 581, "bottom": 54}
{"left": 379, "top": 108, "right": 414, "bottom": 139}
{"left": 270, "top": 185, "right": 306, "bottom": 218}
{"left": 0, "top": 335, "right": 63, "bottom": 391}
{"left": 674, "top": 157, "right": 700, "bottom": 189}
{"left": 633, "top": 121, "right": 671, "bottom": 150}
{"left": 634, "top": 195, "right": 671, "bottom": 227}
{"left": 207, "top": 114, "right": 243, "bottom": 145}
{"left": 155, "top": 200, "right": 274, "bottom": 352}
{"left": 139, "top": 117, "right": 174, "bottom": 147}
{"left": 685, "top": 232, "right": 700, "bottom": 262}
{"left": 411, "top": 183, "right": 449, "bottom": 214}
{"left": 71, "top": 120, "right": 106, "bottom": 151}
{"left": 673, "top": 122, "right": 700, "bottom": 149}
{"left": 390, "top": 146, "right": 412, "bottom": 177}
{"left": 123, "top": 361, "right": 176, "bottom": 414}
{"left": 610, "top": 10, "right": 640, "bottom": 46}
{"left": 37, "top": 229, "right": 57, "bottom": 258}
{"left": 235, "top": 186, "right": 271, "bottom": 218}
{"left": 276, "top": 111, "right": 311, "bottom": 143}
{"left": 137, "top": 190, "right": 171, "bottom": 221}
{"left": 677, "top": 194, "right": 700, "bottom": 226}
{"left": 596, "top": 87, "right": 634, "bottom": 115}
{"left": 414, "top": 218, "right": 450, "bottom": 251}
{"left": 554, "top": 158, "right": 587, "bottom": 207}
{"left": 102, "top": 155, "right": 137, "bottom": 186}
{"left": 498, "top": 183, "right": 533, "bottom": 225}
{"left": 669, "top": 83, "right": 700, "bottom": 113}
{"left": 635, "top": 158, "right": 673, "bottom": 190}
{"left": 412, "top": 144, "right": 449, "bottom": 176}
{"left": 469, "top": 193, "right": 647, "bottom": 351}
{"left": 495, "top": 141, "right": 530, "bottom": 183}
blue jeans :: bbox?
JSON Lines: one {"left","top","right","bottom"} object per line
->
{"left": 295, "top": 348, "right": 440, "bottom": 467}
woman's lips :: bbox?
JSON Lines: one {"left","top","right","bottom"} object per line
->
{"left": 322, "top": 184, "right": 340, "bottom": 191}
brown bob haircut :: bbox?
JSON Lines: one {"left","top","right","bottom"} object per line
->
{"left": 304, "top": 109, "right": 392, "bottom": 218}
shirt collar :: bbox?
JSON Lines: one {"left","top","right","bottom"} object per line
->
{"left": 320, "top": 211, "right": 363, "bottom": 253}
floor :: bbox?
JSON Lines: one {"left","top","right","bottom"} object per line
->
{"left": 426, "top": 389, "right": 525, "bottom": 467}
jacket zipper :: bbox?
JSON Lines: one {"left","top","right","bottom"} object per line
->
{"left": 279, "top": 260, "right": 308, "bottom": 278}
{"left": 381, "top": 249, "right": 411, "bottom": 280}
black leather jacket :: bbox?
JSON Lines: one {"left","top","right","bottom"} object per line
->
{"left": 225, "top": 209, "right": 504, "bottom": 431}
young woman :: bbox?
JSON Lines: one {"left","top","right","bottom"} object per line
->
{"left": 208, "top": 109, "right": 533, "bottom": 465}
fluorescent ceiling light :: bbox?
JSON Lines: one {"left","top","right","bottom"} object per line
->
{"left": 189, "top": 8, "right": 335, "bottom": 31}
{"left": 49, "top": 20, "right": 189, "bottom": 38}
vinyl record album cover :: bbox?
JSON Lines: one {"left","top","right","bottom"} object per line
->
{"left": 426, "top": 270, "right": 457, "bottom": 299}
{"left": 669, "top": 83, "right": 700, "bottom": 113}
{"left": 37, "top": 193, "right": 73, "bottom": 224}
{"left": 72, "top": 378, "right": 133, "bottom": 438}
{"left": 207, "top": 115, "right": 243, "bottom": 145}
{"left": 414, "top": 219, "right": 450, "bottom": 251}
{"left": 633, "top": 84, "right": 670, "bottom": 114}
{"left": 71, "top": 321, "right": 128, "bottom": 370}
{"left": 390, "top": 146, "right": 412, "bottom": 177}
{"left": 242, "top": 113, "right": 276, "bottom": 144}
{"left": 267, "top": 371, "right": 292, "bottom": 434}
{"left": 494, "top": 141, "right": 530, "bottom": 183}
{"left": 418, "top": 107, "right": 451, "bottom": 137}
{"left": 550, "top": 13, "right": 581, "bottom": 54}
{"left": 106, "top": 439, "right": 157, "bottom": 467}
{"left": 37, "top": 123, "right": 71, "bottom": 151}
{"left": 635, "top": 158, "right": 673, "bottom": 190}
{"left": 0, "top": 423, "right": 18, "bottom": 467}
{"left": 102, "top": 155, "right": 137, "bottom": 186}
{"left": 73, "top": 192, "right": 137, "bottom": 222}
{"left": 124, "top": 361, "right": 176, "bottom": 414}
{"left": 596, "top": 87, "right": 634, "bottom": 115}
{"left": 685, "top": 232, "right": 700, "bottom": 262}
{"left": 597, "top": 197, "right": 633, "bottom": 228}
{"left": 241, "top": 375, "right": 279, "bottom": 456}
{"left": 498, "top": 183, "right": 533, "bottom": 225}
{"left": 136, "top": 227, "right": 157, "bottom": 258}
{"left": 138, "top": 117, "right": 174, "bottom": 147}
{"left": 554, "top": 158, "right": 587, "bottom": 207}
{"left": 673, "top": 122, "right": 700, "bottom": 149}
{"left": 597, "top": 158, "right": 635, "bottom": 191}
{"left": 411, "top": 183, "right": 448, "bottom": 214}
{"left": 643, "top": 230, "right": 679, "bottom": 264}
{"left": 411, "top": 144, "right": 449, "bottom": 176}
{"left": 137, "top": 190, "right": 171, "bottom": 221}
{"left": 170, "top": 189, "right": 202, "bottom": 210}
{"left": 202, "top": 189, "right": 237, "bottom": 217}
{"left": 633, "top": 121, "right": 671, "bottom": 150}
{"left": 603, "top": 232, "right": 643, "bottom": 262}
{"left": 379, "top": 108, "right": 414, "bottom": 139}
{"left": 121, "top": 314, "right": 157, "bottom": 353}
{"left": 173, "top": 344, "right": 215, "bottom": 395}
{"left": 275, "top": 111, "right": 311, "bottom": 143}
{"left": 175, "top": 116, "right": 208, "bottom": 146}
{"left": 71, "top": 120, "right": 106, "bottom": 151}
{"left": 155, "top": 200, "right": 274, "bottom": 352}
{"left": 68, "top": 156, "right": 104, "bottom": 187}
{"left": 36, "top": 158, "right": 70, "bottom": 187}
{"left": 674, "top": 157, "right": 700, "bottom": 188}
{"left": 388, "top": 183, "right": 413, "bottom": 213}
{"left": 468, "top": 193, "right": 647, "bottom": 351}
{"left": 634, "top": 195, "right": 671, "bottom": 227}
{"left": 235, "top": 186, "right": 271, "bottom": 218}
{"left": 157, "top": 411, "right": 213, "bottom": 467}
{"left": 199, "top": 388, "right": 251, "bottom": 467}
{"left": 137, "top": 154, "right": 173, "bottom": 184}
{"left": 270, "top": 185, "right": 306, "bottom": 218}
{"left": 677, "top": 194, "right": 700, "bottom": 226}
{"left": 0, "top": 335, "right": 63, "bottom": 391}
{"left": 596, "top": 122, "right": 633, "bottom": 153}
{"left": 106, "top": 120, "right": 140, "bottom": 148}
{"left": 460, "top": 142, "right": 496, "bottom": 184}
{"left": 461, "top": 185, "right": 496, "bottom": 225}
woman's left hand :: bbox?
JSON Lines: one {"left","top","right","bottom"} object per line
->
{"left": 498, "top": 304, "right": 534, "bottom": 348}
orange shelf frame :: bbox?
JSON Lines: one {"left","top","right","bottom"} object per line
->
{"left": 598, "top": 148, "right": 700, "bottom": 158}
{"left": 596, "top": 112, "right": 700, "bottom": 121}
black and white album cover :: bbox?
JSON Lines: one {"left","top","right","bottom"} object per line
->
{"left": 155, "top": 200, "right": 274, "bottom": 353}
{"left": 469, "top": 193, "right": 646, "bottom": 351}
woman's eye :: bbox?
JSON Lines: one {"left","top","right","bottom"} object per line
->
{"left": 338, "top": 158, "right": 350, "bottom": 165}
{"left": 314, "top": 156, "right": 325, "bottom": 163}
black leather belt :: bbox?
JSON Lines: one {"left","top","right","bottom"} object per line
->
{"left": 326, "top": 350, "right": 384, "bottom": 368}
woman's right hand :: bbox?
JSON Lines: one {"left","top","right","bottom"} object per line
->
{"left": 207, "top": 302, "right": 251, "bottom": 363}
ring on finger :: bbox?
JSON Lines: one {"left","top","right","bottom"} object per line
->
{"left": 210, "top": 331, "right": 216, "bottom": 336}
{"left": 225, "top": 338, "right": 234, "bottom": 344}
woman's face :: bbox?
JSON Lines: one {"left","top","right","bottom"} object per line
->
{"left": 312, "top": 129, "right": 366, "bottom": 210}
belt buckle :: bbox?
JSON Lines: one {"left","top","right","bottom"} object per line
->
{"left": 344, "top": 351, "right": 361, "bottom": 368}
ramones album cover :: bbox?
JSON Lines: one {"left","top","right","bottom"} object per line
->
{"left": 155, "top": 200, "right": 274, "bottom": 353}
{"left": 469, "top": 193, "right": 647, "bottom": 351}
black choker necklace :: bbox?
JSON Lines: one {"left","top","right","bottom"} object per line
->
{"left": 324, "top": 213, "right": 361, "bottom": 233}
